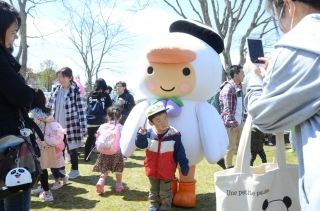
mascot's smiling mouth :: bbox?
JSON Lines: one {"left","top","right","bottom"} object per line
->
{"left": 160, "top": 86, "right": 175, "bottom": 92}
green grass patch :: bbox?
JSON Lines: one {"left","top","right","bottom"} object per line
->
{"left": 30, "top": 145, "right": 298, "bottom": 211}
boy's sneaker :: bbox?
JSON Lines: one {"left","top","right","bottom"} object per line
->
{"left": 62, "top": 175, "right": 69, "bottom": 185}
{"left": 39, "top": 191, "right": 54, "bottom": 202}
{"left": 115, "top": 184, "right": 124, "bottom": 192}
{"left": 51, "top": 182, "right": 62, "bottom": 190}
{"left": 68, "top": 170, "right": 80, "bottom": 179}
{"left": 96, "top": 178, "right": 105, "bottom": 194}
{"left": 31, "top": 186, "right": 43, "bottom": 195}
{"left": 149, "top": 208, "right": 158, "bottom": 211}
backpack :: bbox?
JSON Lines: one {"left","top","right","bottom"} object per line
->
{"left": 86, "top": 95, "right": 106, "bottom": 125}
{"left": 44, "top": 121, "right": 66, "bottom": 146}
{"left": 95, "top": 123, "right": 121, "bottom": 155}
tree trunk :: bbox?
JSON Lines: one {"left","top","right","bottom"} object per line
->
{"left": 18, "top": 1, "right": 28, "bottom": 77}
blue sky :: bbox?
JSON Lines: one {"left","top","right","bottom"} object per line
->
{"left": 9, "top": 0, "right": 274, "bottom": 98}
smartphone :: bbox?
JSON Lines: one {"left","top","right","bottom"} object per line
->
{"left": 247, "top": 38, "right": 264, "bottom": 66}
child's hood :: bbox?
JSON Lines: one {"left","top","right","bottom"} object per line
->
{"left": 30, "top": 107, "right": 54, "bottom": 123}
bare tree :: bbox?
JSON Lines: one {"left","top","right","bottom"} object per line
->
{"left": 9, "top": 0, "right": 56, "bottom": 78}
{"left": 61, "top": 0, "right": 150, "bottom": 89}
{"left": 162, "top": 0, "right": 274, "bottom": 81}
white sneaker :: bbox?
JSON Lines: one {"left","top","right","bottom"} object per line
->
{"left": 39, "top": 191, "right": 54, "bottom": 202}
{"left": 62, "top": 175, "right": 69, "bottom": 185}
{"left": 31, "top": 186, "right": 44, "bottom": 195}
{"left": 51, "top": 182, "right": 62, "bottom": 190}
{"left": 68, "top": 170, "right": 80, "bottom": 179}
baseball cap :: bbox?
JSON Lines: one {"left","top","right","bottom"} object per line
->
{"left": 146, "top": 102, "right": 169, "bottom": 118}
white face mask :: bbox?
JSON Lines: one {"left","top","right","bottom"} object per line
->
{"left": 279, "top": 2, "right": 296, "bottom": 33}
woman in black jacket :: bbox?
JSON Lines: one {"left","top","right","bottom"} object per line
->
{"left": 112, "top": 81, "right": 135, "bottom": 125}
{"left": 84, "top": 78, "right": 112, "bottom": 161}
{"left": 0, "top": 1, "right": 35, "bottom": 210}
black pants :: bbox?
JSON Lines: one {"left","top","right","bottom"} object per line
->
{"left": 250, "top": 149, "right": 267, "bottom": 166}
{"left": 63, "top": 135, "right": 79, "bottom": 171}
{"left": 68, "top": 148, "right": 79, "bottom": 170}
{"left": 51, "top": 168, "right": 66, "bottom": 179}
{"left": 40, "top": 169, "right": 49, "bottom": 191}
{"left": 85, "top": 126, "right": 99, "bottom": 159}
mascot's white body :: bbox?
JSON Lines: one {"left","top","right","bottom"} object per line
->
{"left": 120, "top": 20, "right": 228, "bottom": 207}
{"left": 121, "top": 33, "right": 228, "bottom": 166}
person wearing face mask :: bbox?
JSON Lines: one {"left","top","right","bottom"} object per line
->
{"left": 245, "top": 0, "right": 320, "bottom": 210}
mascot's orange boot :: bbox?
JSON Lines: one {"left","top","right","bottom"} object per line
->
{"left": 173, "top": 180, "right": 196, "bottom": 207}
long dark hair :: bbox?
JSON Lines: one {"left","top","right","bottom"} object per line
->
{"left": 91, "top": 78, "right": 108, "bottom": 97}
{"left": 31, "top": 89, "right": 51, "bottom": 114}
{"left": 0, "top": 1, "right": 21, "bottom": 49}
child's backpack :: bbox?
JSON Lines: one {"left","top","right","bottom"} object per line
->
{"left": 95, "top": 123, "right": 121, "bottom": 155}
{"left": 44, "top": 121, "right": 66, "bottom": 146}
{"left": 86, "top": 95, "right": 106, "bottom": 125}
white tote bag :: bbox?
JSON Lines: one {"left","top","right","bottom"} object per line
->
{"left": 214, "top": 115, "right": 301, "bottom": 211}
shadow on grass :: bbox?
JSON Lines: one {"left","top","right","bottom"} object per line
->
{"left": 30, "top": 186, "right": 100, "bottom": 210}
{"left": 129, "top": 154, "right": 145, "bottom": 161}
{"left": 124, "top": 161, "right": 144, "bottom": 168}
{"left": 98, "top": 187, "right": 149, "bottom": 202}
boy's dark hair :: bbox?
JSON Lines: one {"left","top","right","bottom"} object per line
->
{"left": 31, "top": 88, "right": 51, "bottom": 114}
{"left": 228, "top": 65, "right": 243, "bottom": 79}
{"left": 107, "top": 106, "right": 122, "bottom": 125}
{"left": 0, "top": 1, "right": 21, "bottom": 49}
{"left": 148, "top": 110, "right": 167, "bottom": 123}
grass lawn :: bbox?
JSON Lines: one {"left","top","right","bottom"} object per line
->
{"left": 30, "top": 145, "right": 298, "bottom": 211}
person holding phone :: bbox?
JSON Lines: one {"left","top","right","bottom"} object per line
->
{"left": 245, "top": 0, "right": 320, "bottom": 210}
{"left": 218, "top": 65, "right": 246, "bottom": 169}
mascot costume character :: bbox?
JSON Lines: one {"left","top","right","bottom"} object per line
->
{"left": 120, "top": 19, "right": 228, "bottom": 207}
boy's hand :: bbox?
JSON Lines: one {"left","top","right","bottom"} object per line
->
{"left": 182, "top": 172, "right": 188, "bottom": 176}
{"left": 138, "top": 124, "right": 146, "bottom": 135}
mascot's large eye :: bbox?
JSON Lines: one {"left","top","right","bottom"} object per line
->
{"left": 147, "top": 66, "right": 154, "bottom": 74}
{"left": 11, "top": 170, "right": 16, "bottom": 174}
{"left": 18, "top": 169, "right": 25, "bottom": 173}
{"left": 182, "top": 68, "right": 191, "bottom": 76}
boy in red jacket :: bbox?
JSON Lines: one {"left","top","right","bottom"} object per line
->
{"left": 136, "top": 102, "right": 189, "bottom": 211}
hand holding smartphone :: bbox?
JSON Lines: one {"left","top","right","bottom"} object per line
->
{"left": 247, "top": 37, "right": 265, "bottom": 67}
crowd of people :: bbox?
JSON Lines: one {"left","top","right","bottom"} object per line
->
{"left": 1, "top": 0, "right": 320, "bottom": 210}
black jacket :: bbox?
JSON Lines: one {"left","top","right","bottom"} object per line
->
{"left": 87, "top": 92, "right": 112, "bottom": 114}
{"left": 113, "top": 92, "right": 135, "bottom": 116}
{"left": 0, "top": 46, "right": 35, "bottom": 136}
